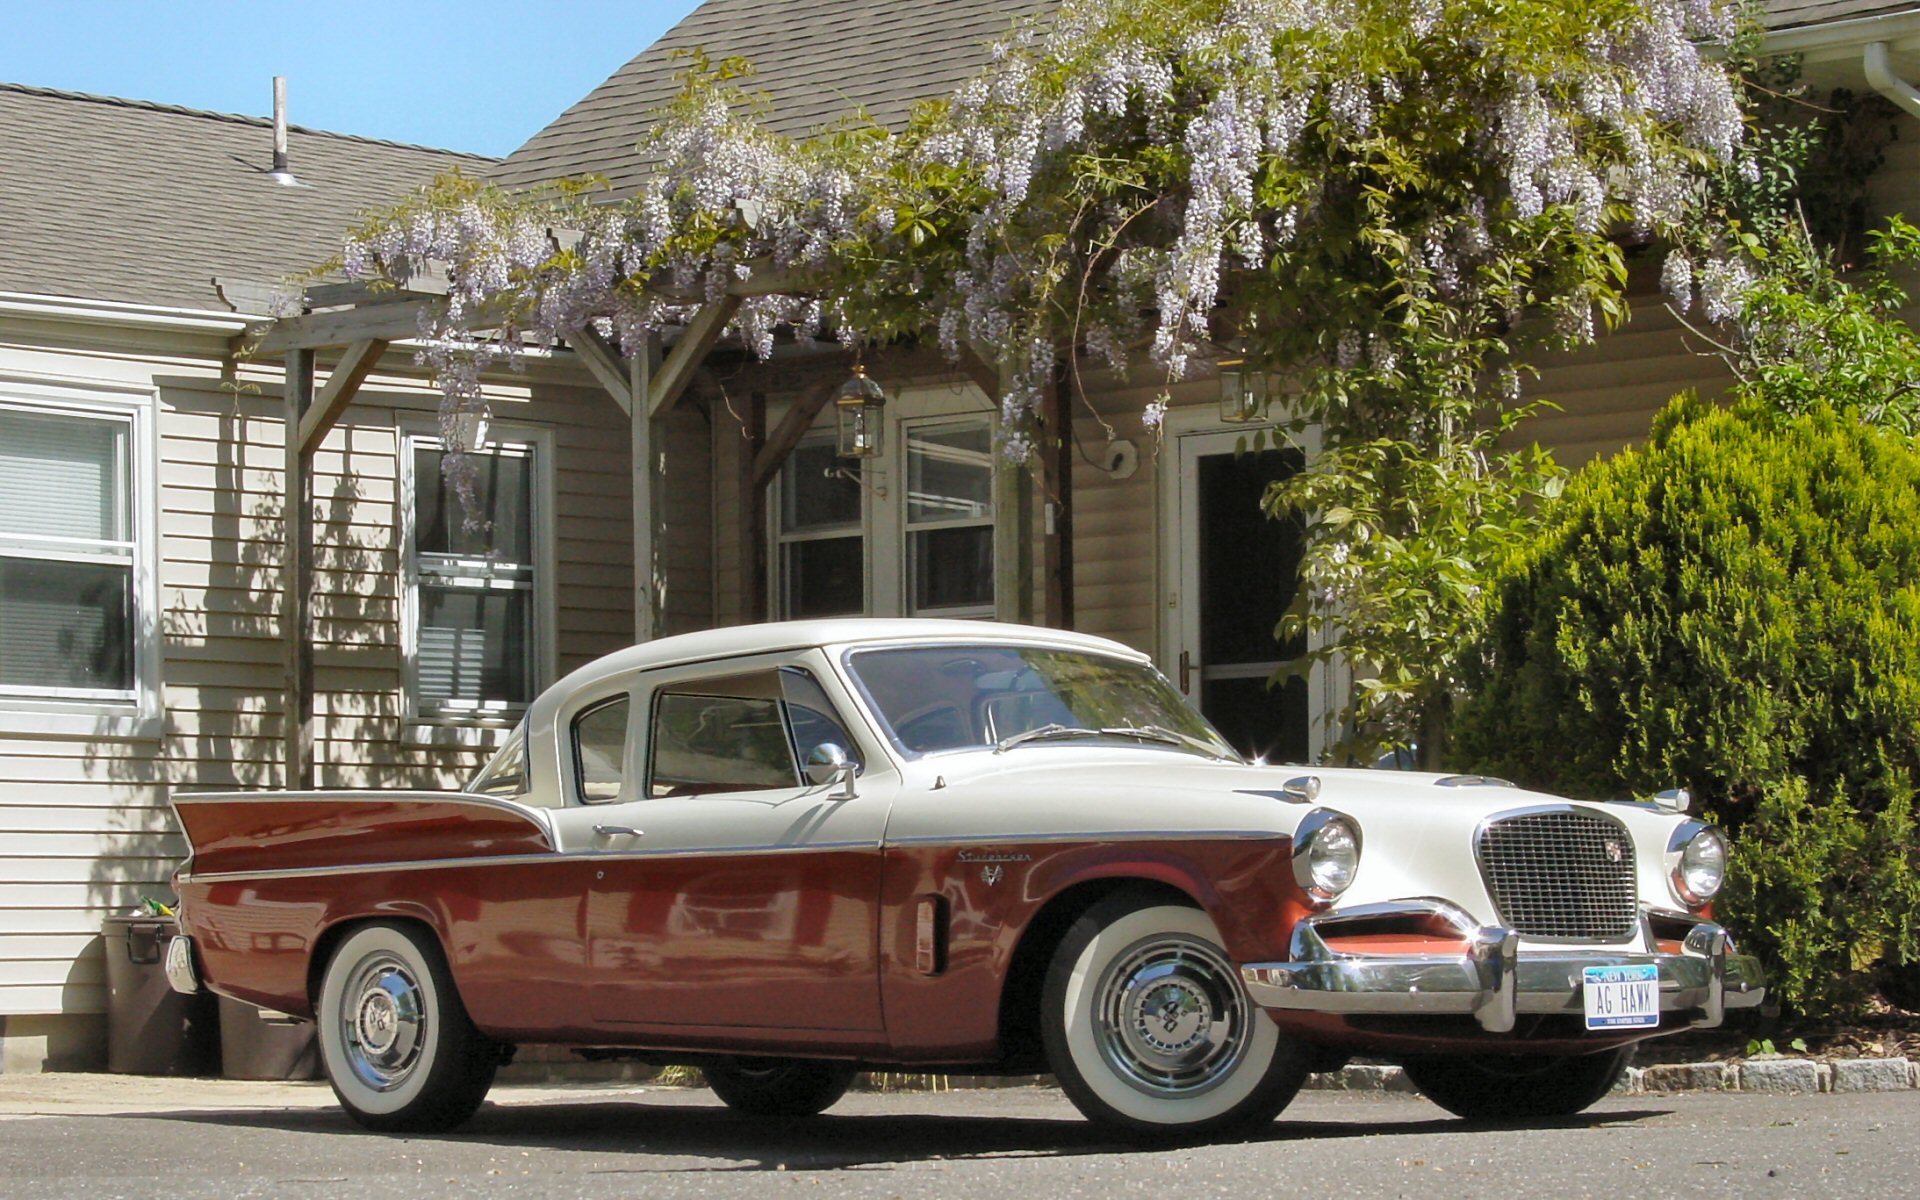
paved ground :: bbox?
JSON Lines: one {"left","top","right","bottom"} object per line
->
{"left": 0, "top": 1074, "right": 1913, "bottom": 1199}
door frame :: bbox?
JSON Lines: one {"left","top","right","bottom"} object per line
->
{"left": 1155, "top": 407, "right": 1344, "bottom": 762}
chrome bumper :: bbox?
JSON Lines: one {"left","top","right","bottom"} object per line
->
{"left": 164, "top": 931, "right": 204, "bottom": 995}
{"left": 1241, "top": 902, "right": 1766, "bottom": 1034}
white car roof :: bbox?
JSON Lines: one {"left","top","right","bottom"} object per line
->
{"left": 544, "top": 618, "right": 1149, "bottom": 699}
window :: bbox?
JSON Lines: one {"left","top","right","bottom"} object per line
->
{"left": 401, "top": 427, "right": 553, "bottom": 724}
{"left": 904, "top": 420, "right": 994, "bottom": 617}
{"left": 644, "top": 666, "right": 858, "bottom": 797}
{"left": 776, "top": 434, "right": 864, "bottom": 618}
{"left": 0, "top": 382, "right": 157, "bottom": 737}
{"left": 573, "top": 696, "right": 630, "bottom": 803}
{"left": 771, "top": 411, "right": 996, "bottom": 620}
{"left": 467, "top": 721, "right": 530, "bottom": 798}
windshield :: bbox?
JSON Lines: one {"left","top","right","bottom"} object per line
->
{"left": 844, "top": 644, "right": 1241, "bottom": 762}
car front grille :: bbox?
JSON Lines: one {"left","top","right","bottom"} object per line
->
{"left": 1476, "top": 809, "right": 1638, "bottom": 941}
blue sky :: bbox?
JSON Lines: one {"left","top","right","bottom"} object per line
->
{"left": 0, "top": 1, "right": 705, "bottom": 157}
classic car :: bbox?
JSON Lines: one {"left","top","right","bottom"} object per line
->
{"left": 166, "top": 618, "right": 1763, "bottom": 1136}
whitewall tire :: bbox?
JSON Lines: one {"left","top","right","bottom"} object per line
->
{"left": 1042, "top": 895, "right": 1306, "bottom": 1136}
{"left": 316, "top": 923, "right": 497, "bottom": 1132}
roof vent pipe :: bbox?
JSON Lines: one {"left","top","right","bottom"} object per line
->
{"left": 1865, "top": 42, "right": 1920, "bottom": 121}
{"left": 268, "top": 75, "right": 302, "bottom": 186}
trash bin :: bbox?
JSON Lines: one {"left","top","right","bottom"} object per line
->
{"left": 102, "top": 914, "right": 218, "bottom": 1076}
{"left": 218, "top": 996, "right": 320, "bottom": 1080}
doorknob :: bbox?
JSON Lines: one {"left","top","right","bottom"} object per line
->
{"left": 593, "top": 825, "right": 643, "bottom": 839}
{"left": 1179, "top": 650, "right": 1195, "bottom": 694}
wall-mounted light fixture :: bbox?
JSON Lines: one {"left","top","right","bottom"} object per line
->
{"left": 835, "top": 364, "right": 888, "bottom": 458}
{"left": 1217, "top": 358, "right": 1274, "bottom": 424}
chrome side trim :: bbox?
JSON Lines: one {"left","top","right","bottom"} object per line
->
{"left": 177, "top": 839, "right": 881, "bottom": 885}
{"left": 886, "top": 829, "right": 1289, "bottom": 848}
{"left": 1243, "top": 908, "right": 1765, "bottom": 1032}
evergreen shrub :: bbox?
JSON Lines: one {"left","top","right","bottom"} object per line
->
{"left": 1452, "top": 396, "right": 1920, "bottom": 1015}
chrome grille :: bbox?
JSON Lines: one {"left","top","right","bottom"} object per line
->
{"left": 1477, "top": 809, "right": 1637, "bottom": 940}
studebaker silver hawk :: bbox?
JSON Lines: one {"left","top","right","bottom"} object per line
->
{"left": 167, "top": 619, "right": 1762, "bottom": 1136}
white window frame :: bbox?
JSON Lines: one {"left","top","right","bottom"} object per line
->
{"left": 767, "top": 396, "right": 998, "bottom": 621}
{"left": 772, "top": 429, "right": 869, "bottom": 619}
{"left": 0, "top": 372, "right": 160, "bottom": 740}
{"left": 398, "top": 420, "right": 556, "bottom": 730}
{"left": 900, "top": 414, "right": 996, "bottom": 619}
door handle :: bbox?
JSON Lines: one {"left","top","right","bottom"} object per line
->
{"left": 1179, "top": 650, "right": 1195, "bottom": 694}
{"left": 593, "top": 825, "right": 644, "bottom": 839}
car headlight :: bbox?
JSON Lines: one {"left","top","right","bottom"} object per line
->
{"left": 1671, "top": 823, "right": 1727, "bottom": 907}
{"left": 1293, "top": 809, "right": 1362, "bottom": 902}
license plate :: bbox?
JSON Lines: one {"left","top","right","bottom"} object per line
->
{"left": 1582, "top": 964, "right": 1660, "bottom": 1030}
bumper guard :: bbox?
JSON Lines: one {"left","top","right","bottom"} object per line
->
{"left": 1240, "top": 900, "right": 1765, "bottom": 1034}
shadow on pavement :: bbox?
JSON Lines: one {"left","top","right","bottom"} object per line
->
{"left": 103, "top": 1096, "right": 1674, "bottom": 1172}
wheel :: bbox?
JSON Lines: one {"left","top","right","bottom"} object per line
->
{"left": 1041, "top": 895, "right": 1307, "bottom": 1137}
{"left": 1402, "top": 1048, "right": 1630, "bottom": 1120}
{"left": 705, "top": 1058, "right": 857, "bottom": 1117}
{"left": 315, "top": 923, "right": 498, "bottom": 1132}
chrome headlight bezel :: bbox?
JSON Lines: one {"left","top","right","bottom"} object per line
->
{"left": 1668, "top": 820, "right": 1727, "bottom": 908}
{"left": 1292, "top": 808, "right": 1362, "bottom": 903}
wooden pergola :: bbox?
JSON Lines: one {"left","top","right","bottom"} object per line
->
{"left": 243, "top": 268, "right": 1075, "bottom": 787}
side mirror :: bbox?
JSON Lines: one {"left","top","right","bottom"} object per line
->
{"left": 805, "top": 743, "right": 859, "bottom": 799}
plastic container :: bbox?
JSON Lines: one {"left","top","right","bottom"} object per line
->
{"left": 217, "top": 996, "right": 320, "bottom": 1080}
{"left": 101, "top": 914, "right": 218, "bottom": 1076}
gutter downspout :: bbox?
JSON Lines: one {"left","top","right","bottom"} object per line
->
{"left": 1865, "top": 42, "right": 1920, "bottom": 120}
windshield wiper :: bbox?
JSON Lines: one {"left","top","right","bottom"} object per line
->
{"left": 994, "top": 724, "right": 1101, "bottom": 753}
{"left": 1097, "top": 725, "right": 1241, "bottom": 762}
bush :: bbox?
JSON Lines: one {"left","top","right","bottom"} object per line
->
{"left": 1451, "top": 397, "right": 1920, "bottom": 1015}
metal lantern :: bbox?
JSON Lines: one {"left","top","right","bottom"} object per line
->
{"left": 1217, "top": 359, "right": 1272, "bottom": 424}
{"left": 835, "top": 365, "right": 887, "bottom": 458}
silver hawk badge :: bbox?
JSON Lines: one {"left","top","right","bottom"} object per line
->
{"left": 980, "top": 864, "right": 1005, "bottom": 887}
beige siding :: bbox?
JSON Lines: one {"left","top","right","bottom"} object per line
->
{"left": 0, "top": 321, "right": 668, "bottom": 1018}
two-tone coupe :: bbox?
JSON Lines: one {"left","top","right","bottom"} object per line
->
{"left": 167, "top": 619, "right": 1763, "bottom": 1136}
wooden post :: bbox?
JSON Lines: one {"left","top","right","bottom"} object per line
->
{"left": 630, "top": 335, "right": 662, "bottom": 643}
{"left": 282, "top": 348, "right": 316, "bottom": 789}
{"left": 993, "top": 364, "right": 1036, "bottom": 625}
{"left": 1041, "top": 366, "right": 1075, "bottom": 629}
{"left": 739, "top": 391, "right": 768, "bottom": 623}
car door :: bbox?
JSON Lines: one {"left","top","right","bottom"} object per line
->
{"left": 548, "top": 652, "right": 892, "bottom": 1035}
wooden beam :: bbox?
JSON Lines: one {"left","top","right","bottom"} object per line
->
{"left": 569, "top": 326, "right": 633, "bottom": 415}
{"left": 297, "top": 339, "right": 386, "bottom": 455}
{"left": 958, "top": 340, "right": 1003, "bottom": 400}
{"left": 631, "top": 335, "right": 663, "bottom": 643}
{"left": 250, "top": 302, "right": 435, "bottom": 354}
{"left": 1041, "top": 365, "right": 1075, "bottom": 629}
{"left": 282, "top": 349, "right": 317, "bottom": 790}
{"left": 648, "top": 294, "right": 743, "bottom": 419}
{"left": 751, "top": 374, "right": 841, "bottom": 490}
{"left": 301, "top": 279, "right": 450, "bottom": 309}
{"left": 739, "top": 391, "right": 769, "bottom": 623}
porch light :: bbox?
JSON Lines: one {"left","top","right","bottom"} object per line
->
{"left": 1217, "top": 359, "right": 1273, "bottom": 424}
{"left": 835, "top": 364, "right": 887, "bottom": 458}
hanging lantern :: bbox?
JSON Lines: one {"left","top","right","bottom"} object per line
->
{"left": 1217, "top": 359, "right": 1272, "bottom": 424}
{"left": 835, "top": 364, "right": 887, "bottom": 458}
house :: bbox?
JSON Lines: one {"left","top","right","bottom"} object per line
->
{"left": 0, "top": 85, "right": 642, "bottom": 1071}
{"left": 2, "top": 0, "right": 1916, "bottom": 1072}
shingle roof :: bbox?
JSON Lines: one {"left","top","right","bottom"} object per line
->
{"left": 497, "top": 0, "right": 1913, "bottom": 197}
{"left": 0, "top": 84, "right": 493, "bottom": 313}
{"left": 494, "top": 0, "right": 1052, "bottom": 194}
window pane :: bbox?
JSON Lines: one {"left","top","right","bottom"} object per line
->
{"left": 781, "top": 440, "right": 861, "bottom": 532}
{"left": 468, "top": 721, "right": 529, "bottom": 797}
{"left": 574, "top": 697, "right": 630, "bottom": 802}
{"left": 778, "top": 666, "right": 862, "bottom": 772}
{"left": 417, "top": 586, "right": 530, "bottom": 707}
{"left": 650, "top": 687, "right": 798, "bottom": 796}
{"left": 912, "top": 526, "right": 993, "bottom": 611}
{"left": 906, "top": 424, "right": 993, "bottom": 524}
{"left": 0, "top": 558, "right": 132, "bottom": 691}
{"left": 782, "top": 536, "right": 864, "bottom": 618}
{"left": 0, "top": 409, "right": 126, "bottom": 542}
{"left": 414, "top": 447, "right": 532, "bottom": 561}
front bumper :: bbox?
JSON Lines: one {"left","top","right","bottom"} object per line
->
{"left": 1241, "top": 901, "right": 1766, "bottom": 1034}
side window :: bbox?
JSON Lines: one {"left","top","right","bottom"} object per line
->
{"left": 467, "top": 721, "right": 529, "bottom": 798}
{"left": 778, "top": 666, "right": 862, "bottom": 772}
{"left": 648, "top": 671, "right": 800, "bottom": 797}
{"left": 573, "top": 696, "right": 630, "bottom": 803}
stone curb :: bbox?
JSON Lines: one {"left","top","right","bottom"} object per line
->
{"left": 1297, "top": 1056, "right": 1917, "bottom": 1096}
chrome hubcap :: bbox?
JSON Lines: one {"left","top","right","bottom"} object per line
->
{"left": 340, "top": 954, "right": 426, "bottom": 1092}
{"left": 1095, "top": 935, "right": 1250, "bottom": 1098}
